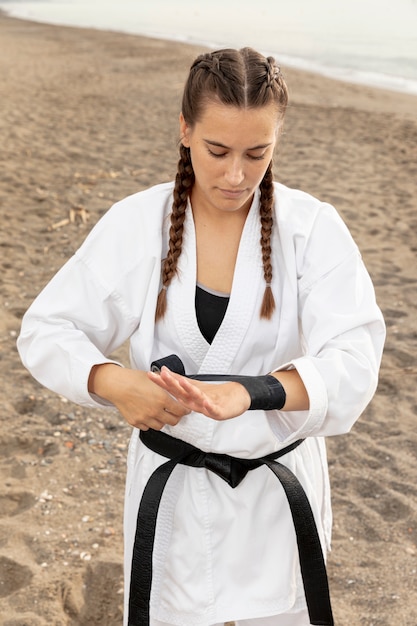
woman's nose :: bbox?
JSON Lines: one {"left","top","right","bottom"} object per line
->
{"left": 224, "top": 159, "right": 244, "bottom": 186}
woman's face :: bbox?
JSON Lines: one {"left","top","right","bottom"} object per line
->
{"left": 180, "top": 101, "right": 280, "bottom": 218}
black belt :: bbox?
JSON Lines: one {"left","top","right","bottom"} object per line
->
{"left": 128, "top": 357, "right": 334, "bottom": 626}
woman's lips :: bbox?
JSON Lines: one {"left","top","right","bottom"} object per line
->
{"left": 219, "top": 188, "right": 246, "bottom": 198}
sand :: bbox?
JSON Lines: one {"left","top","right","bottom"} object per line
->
{"left": 0, "top": 12, "right": 416, "bottom": 626}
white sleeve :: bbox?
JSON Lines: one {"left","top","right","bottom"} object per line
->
{"left": 17, "top": 253, "right": 140, "bottom": 408}
{"left": 17, "top": 193, "right": 161, "bottom": 408}
{"left": 293, "top": 250, "right": 385, "bottom": 436}
{"left": 273, "top": 200, "right": 385, "bottom": 439}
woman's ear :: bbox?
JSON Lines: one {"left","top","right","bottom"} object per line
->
{"left": 179, "top": 113, "right": 190, "bottom": 147}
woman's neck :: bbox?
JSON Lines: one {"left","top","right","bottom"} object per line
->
{"left": 191, "top": 198, "right": 249, "bottom": 294}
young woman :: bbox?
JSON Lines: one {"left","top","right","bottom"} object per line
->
{"left": 18, "top": 47, "right": 385, "bottom": 626}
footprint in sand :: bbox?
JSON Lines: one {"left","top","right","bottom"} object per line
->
{"left": 70, "top": 561, "right": 124, "bottom": 624}
{"left": 0, "top": 492, "right": 36, "bottom": 518}
{"left": 0, "top": 556, "right": 33, "bottom": 598}
{"left": 353, "top": 475, "right": 412, "bottom": 522}
{"left": 0, "top": 491, "right": 37, "bottom": 601}
{"left": 0, "top": 433, "right": 60, "bottom": 459}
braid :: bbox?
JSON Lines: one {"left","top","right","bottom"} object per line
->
{"left": 155, "top": 144, "right": 194, "bottom": 320}
{"left": 265, "top": 56, "right": 282, "bottom": 88}
{"left": 259, "top": 162, "right": 276, "bottom": 319}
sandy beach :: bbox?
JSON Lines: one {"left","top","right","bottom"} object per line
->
{"left": 0, "top": 13, "right": 416, "bottom": 626}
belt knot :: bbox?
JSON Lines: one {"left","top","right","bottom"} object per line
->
{"left": 183, "top": 449, "right": 260, "bottom": 488}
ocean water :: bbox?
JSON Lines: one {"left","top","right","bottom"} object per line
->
{"left": 1, "top": 0, "right": 417, "bottom": 95}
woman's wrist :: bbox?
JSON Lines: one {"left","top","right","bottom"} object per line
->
{"left": 88, "top": 362, "right": 122, "bottom": 403}
{"left": 236, "top": 375, "right": 286, "bottom": 411}
{"left": 269, "top": 370, "right": 309, "bottom": 411}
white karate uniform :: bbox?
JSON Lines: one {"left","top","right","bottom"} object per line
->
{"left": 17, "top": 181, "right": 385, "bottom": 626}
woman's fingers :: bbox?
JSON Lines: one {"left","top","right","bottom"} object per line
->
{"left": 148, "top": 368, "right": 231, "bottom": 419}
{"left": 131, "top": 408, "right": 182, "bottom": 431}
{"left": 148, "top": 368, "right": 214, "bottom": 412}
{"left": 147, "top": 368, "right": 251, "bottom": 421}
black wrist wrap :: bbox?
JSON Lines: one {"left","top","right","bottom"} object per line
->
{"left": 238, "top": 375, "right": 286, "bottom": 411}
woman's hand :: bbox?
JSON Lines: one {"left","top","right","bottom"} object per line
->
{"left": 147, "top": 366, "right": 251, "bottom": 420}
{"left": 88, "top": 363, "right": 189, "bottom": 430}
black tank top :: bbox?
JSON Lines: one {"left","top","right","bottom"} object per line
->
{"left": 195, "top": 284, "right": 230, "bottom": 344}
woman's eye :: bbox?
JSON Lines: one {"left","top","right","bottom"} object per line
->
{"left": 208, "top": 149, "right": 227, "bottom": 158}
{"left": 247, "top": 153, "right": 266, "bottom": 161}
{"left": 206, "top": 148, "right": 266, "bottom": 160}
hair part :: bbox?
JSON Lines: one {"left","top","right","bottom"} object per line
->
{"left": 155, "top": 47, "right": 288, "bottom": 321}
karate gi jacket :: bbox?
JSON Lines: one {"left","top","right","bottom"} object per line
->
{"left": 17, "top": 181, "right": 385, "bottom": 626}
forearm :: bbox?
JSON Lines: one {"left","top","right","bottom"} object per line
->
{"left": 270, "top": 369, "right": 310, "bottom": 412}
{"left": 88, "top": 362, "right": 133, "bottom": 404}
{"left": 219, "top": 369, "right": 309, "bottom": 413}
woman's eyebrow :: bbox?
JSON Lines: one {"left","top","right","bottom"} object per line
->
{"left": 204, "top": 139, "right": 272, "bottom": 150}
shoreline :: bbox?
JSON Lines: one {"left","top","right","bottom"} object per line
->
{"left": 1, "top": 13, "right": 417, "bottom": 625}
{"left": 1, "top": 6, "right": 417, "bottom": 97}
{"left": 1, "top": 10, "right": 416, "bottom": 121}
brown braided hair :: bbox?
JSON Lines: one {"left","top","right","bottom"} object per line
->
{"left": 259, "top": 161, "right": 275, "bottom": 318}
{"left": 155, "top": 144, "right": 194, "bottom": 320}
{"left": 155, "top": 47, "right": 289, "bottom": 320}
